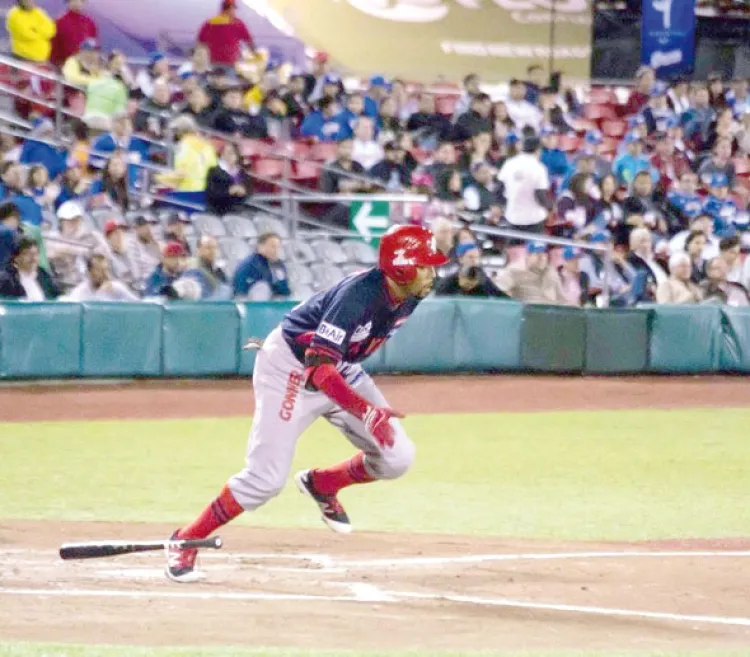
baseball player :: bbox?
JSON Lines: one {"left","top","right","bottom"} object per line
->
{"left": 166, "top": 224, "right": 449, "bottom": 582}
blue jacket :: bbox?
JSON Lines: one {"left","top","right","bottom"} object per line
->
{"left": 90, "top": 133, "right": 150, "bottom": 187}
{"left": 667, "top": 190, "right": 704, "bottom": 222}
{"left": 612, "top": 153, "right": 658, "bottom": 187}
{"left": 363, "top": 96, "right": 379, "bottom": 118}
{"left": 19, "top": 140, "right": 68, "bottom": 180}
{"left": 232, "top": 253, "right": 290, "bottom": 298}
{"left": 6, "top": 193, "right": 43, "bottom": 227}
{"left": 145, "top": 264, "right": 180, "bottom": 297}
{"left": 703, "top": 196, "right": 747, "bottom": 237}
{"left": 300, "top": 111, "right": 352, "bottom": 142}
{"left": 541, "top": 148, "right": 570, "bottom": 179}
{"left": 54, "top": 185, "right": 85, "bottom": 210}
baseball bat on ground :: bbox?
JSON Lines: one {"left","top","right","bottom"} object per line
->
{"left": 59, "top": 536, "right": 222, "bottom": 560}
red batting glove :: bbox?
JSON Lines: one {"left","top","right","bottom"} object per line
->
{"left": 363, "top": 406, "right": 405, "bottom": 449}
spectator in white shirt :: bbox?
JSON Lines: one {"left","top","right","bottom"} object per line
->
{"left": 505, "top": 79, "right": 542, "bottom": 132}
{"left": 351, "top": 117, "right": 384, "bottom": 171}
{"left": 103, "top": 218, "right": 141, "bottom": 293}
{"left": 63, "top": 253, "right": 139, "bottom": 302}
{"left": 497, "top": 135, "right": 551, "bottom": 233}
{"left": 128, "top": 213, "right": 162, "bottom": 289}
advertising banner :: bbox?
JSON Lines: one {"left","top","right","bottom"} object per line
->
{"left": 641, "top": 0, "right": 696, "bottom": 78}
{"left": 268, "top": 0, "right": 593, "bottom": 81}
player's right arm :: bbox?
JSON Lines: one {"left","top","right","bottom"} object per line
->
{"left": 303, "top": 292, "right": 403, "bottom": 448}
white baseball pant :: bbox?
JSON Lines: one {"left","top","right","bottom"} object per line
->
{"left": 228, "top": 327, "right": 415, "bottom": 511}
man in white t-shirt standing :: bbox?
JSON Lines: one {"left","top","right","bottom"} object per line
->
{"left": 497, "top": 135, "right": 552, "bottom": 233}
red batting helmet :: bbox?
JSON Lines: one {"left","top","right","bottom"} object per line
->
{"left": 378, "top": 224, "right": 449, "bottom": 285}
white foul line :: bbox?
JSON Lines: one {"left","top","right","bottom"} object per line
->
{"left": 1, "top": 585, "right": 749, "bottom": 629}
{"left": 331, "top": 550, "right": 750, "bottom": 569}
{"left": 393, "top": 591, "right": 750, "bottom": 628}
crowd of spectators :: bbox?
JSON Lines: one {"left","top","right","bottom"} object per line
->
{"left": 0, "top": 0, "right": 749, "bottom": 308}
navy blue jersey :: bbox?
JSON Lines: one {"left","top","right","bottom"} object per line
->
{"left": 281, "top": 268, "right": 420, "bottom": 365}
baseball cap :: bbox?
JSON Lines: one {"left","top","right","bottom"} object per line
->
{"left": 527, "top": 241, "right": 547, "bottom": 254}
{"left": 708, "top": 172, "right": 730, "bottom": 188}
{"left": 166, "top": 211, "right": 191, "bottom": 224}
{"left": 370, "top": 75, "right": 391, "bottom": 90}
{"left": 562, "top": 246, "right": 581, "bottom": 260}
{"left": 163, "top": 241, "right": 187, "bottom": 258}
{"left": 505, "top": 131, "right": 519, "bottom": 144}
{"left": 80, "top": 38, "right": 99, "bottom": 51}
{"left": 149, "top": 52, "right": 166, "bottom": 66}
{"left": 584, "top": 129, "right": 603, "bottom": 145}
{"left": 323, "top": 73, "right": 341, "bottom": 85}
{"left": 57, "top": 200, "right": 84, "bottom": 221}
{"left": 651, "top": 81, "right": 668, "bottom": 96}
{"left": 221, "top": 0, "right": 237, "bottom": 9}
{"left": 103, "top": 219, "right": 126, "bottom": 236}
{"left": 540, "top": 125, "right": 556, "bottom": 137}
{"left": 179, "top": 70, "right": 196, "bottom": 81}
{"left": 456, "top": 242, "right": 479, "bottom": 258}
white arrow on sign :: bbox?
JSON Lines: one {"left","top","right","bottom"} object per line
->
{"left": 353, "top": 202, "right": 389, "bottom": 243}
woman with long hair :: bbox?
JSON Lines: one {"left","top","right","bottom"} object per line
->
{"left": 90, "top": 150, "right": 129, "bottom": 212}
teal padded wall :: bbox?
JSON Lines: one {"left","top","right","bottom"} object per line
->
{"left": 0, "top": 302, "right": 81, "bottom": 378}
{"left": 584, "top": 308, "right": 650, "bottom": 374}
{"left": 162, "top": 302, "right": 240, "bottom": 376}
{"left": 719, "top": 307, "right": 750, "bottom": 373}
{"left": 382, "top": 299, "right": 458, "bottom": 372}
{"left": 238, "top": 301, "right": 296, "bottom": 375}
{"left": 81, "top": 303, "right": 163, "bottom": 377}
{"left": 454, "top": 299, "right": 523, "bottom": 370}
{"left": 648, "top": 305, "right": 722, "bottom": 373}
{"left": 521, "top": 305, "right": 586, "bottom": 372}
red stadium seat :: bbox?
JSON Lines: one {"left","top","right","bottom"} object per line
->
{"left": 252, "top": 158, "right": 285, "bottom": 179}
{"left": 583, "top": 104, "right": 618, "bottom": 122}
{"left": 435, "top": 95, "right": 458, "bottom": 116}
{"left": 588, "top": 88, "right": 618, "bottom": 105}
{"left": 601, "top": 119, "right": 627, "bottom": 139}
{"left": 309, "top": 142, "right": 337, "bottom": 162}
{"left": 291, "top": 161, "right": 320, "bottom": 188}
{"left": 241, "top": 139, "right": 272, "bottom": 159}
{"left": 290, "top": 140, "right": 312, "bottom": 160}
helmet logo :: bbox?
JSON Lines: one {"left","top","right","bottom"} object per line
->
{"left": 392, "top": 248, "right": 415, "bottom": 267}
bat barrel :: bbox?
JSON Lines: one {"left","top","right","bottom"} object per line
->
{"left": 59, "top": 536, "right": 222, "bottom": 560}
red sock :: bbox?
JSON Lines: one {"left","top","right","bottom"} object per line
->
{"left": 311, "top": 452, "right": 375, "bottom": 496}
{"left": 177, "top": 483, "right": 243, "bottom": 540}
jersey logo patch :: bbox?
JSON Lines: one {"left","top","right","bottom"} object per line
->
{"left": 316, "top": 321, "right": 346, "bottom": 346}
{"left": 351, "top": 321, "right": 373, "bottom": 343}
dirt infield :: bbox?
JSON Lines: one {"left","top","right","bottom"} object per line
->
{"left": 2, "top": 375, "right": 750, "bottom": 651}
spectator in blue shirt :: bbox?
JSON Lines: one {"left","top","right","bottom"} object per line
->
{"left": 613, "top": 132, "right": 658, "bottom": 187}
{"left": 145, "top": 241, "right": 188, "bottom": 298}
{"left": 0, "top": 201, "right": 21, "bottom": 270}
{"left": 364, "top": 75, "right": 391, "bottom": 117}
{"left": 300, "top": 97, "right": 351, "bottom": 142}
{"left": 338, "top": 92, "right": 368, "bottom": 134}
{"left": 702, "top": 172, "right": 748, "bottom": 237}
{"left": 727, "top": 78, "right": 750, "bottom": 116}
{"left": 667, "top": 171, "right": 704, "bottom": 228}
{"left": 681, "top": 86, "right": 715, "bottom": 148}
{"left": 55, "top": 162, "right": 90, "bottom": 210}
{"left": 540, "top": 127, "right": 570, "bottom": 184}
{"left": 0, "top": 161, "right": 43, "bottom": 227}
{"left": 232, "top": 231, "right": 290, "bottom": 300}
{"left": 642, "top": 83, "right": 677, "bottom": 135}
{"left": 90, "top": 114, "right": 150, "bottom": 187}
{"left": 19, "top": 118, "right": 68, "bottom": 181}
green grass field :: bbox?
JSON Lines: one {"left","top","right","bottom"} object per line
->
{"left": 2, "top": 408, "right": 750, "bottom": 657}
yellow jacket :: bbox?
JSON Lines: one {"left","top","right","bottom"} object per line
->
{"left": 158, "top": 135, "right": 217, "bottom": 192}
{"left": 62, "top": 56, "right": 102, "bottom": 88}
{"left": 6, "top": 6, "right": 56, "bottom": 62}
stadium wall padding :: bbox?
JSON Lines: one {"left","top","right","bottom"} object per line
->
{"left": 0, "top": 300, "right": 747, "bottom": 379}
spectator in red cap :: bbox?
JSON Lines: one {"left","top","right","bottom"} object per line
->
{"left": 102, "top": 218, "right": 140, "bottom": 292}
{"left": 198, "top": 0, "right": 254, "bottom": 67}
{"left": 144, "top": 241, "right": 187, "bottom": 297}
{"left": 50, "top": 0, "right": 97, "bottom": 68}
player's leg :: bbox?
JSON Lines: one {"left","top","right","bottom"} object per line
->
{"left": 296, "top": 371, "right": 415, "bottom": 533}
{"left": 167, "top": 330, "right": 325, "bottom": 581}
